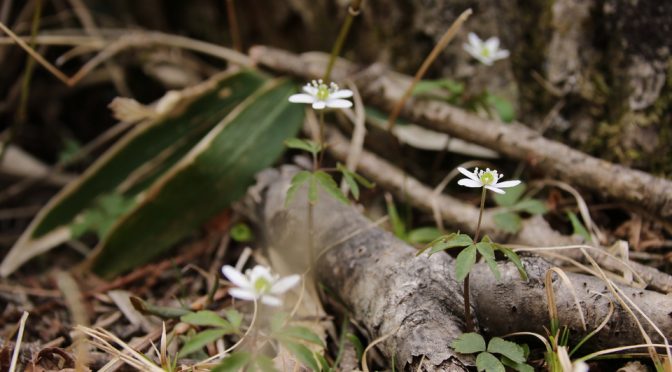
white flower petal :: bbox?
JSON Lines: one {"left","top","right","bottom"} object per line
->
{"left": 485, "top": 37, "right": 500, "bottom": 51}
{"left": 261, "top": 295, "right": 282, "bottom": 307}
{"left": 457, "top": 167, "right": 480, "bottom": 182}
{"left": 485, "top": 185, "right": 506, "bottom": 194}
{"left": 468, "top": 32, "right": 481, "bottom": 47}
{"left": 326, "top": 99, "right": 353, "bottom": 108}
{"left": 222, "top": 266, "right": 250, "bottom": 288}
{"left": 289, "top": 93, "right": 316, "bottom": 104}
{"left": 303, "top": 85, "right": 318, "bottom": 95}
{"left": 458, "top": 178, "right": 483, "bottom": 188}
{"left": 229, "top": 288, "right": 257, "bottom": 301}
{"left": 312, "top": 101, "right": 326, "bottom": 110}
{"left": 493, "top": 180, "right": 520, "bottom": 188}
{"left": 271, "top": 275, "right": 301, "bottom": 294}
{"left": 249, "top": 265, "right": 274, "bottom": 285}
{"left": 475, "top": 55, "right": 494, "bottom": 65}
{"left": 493, "top": 49, "right": 510, "bottom": 60}
{"left": 330, "top": 89, "right": 353, "bottom": 99}
{"left": 463, "top": 44, "right": 478, "bottom": 57}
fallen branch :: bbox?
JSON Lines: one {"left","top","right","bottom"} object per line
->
{"left": 324, "top": 126, "right": 672, "bottom": 294}
{"left": 250, "top": 166, "right": 672, "bottom": 370}
{"left": 250, "top": 46, "right": 672, "bottom": 219}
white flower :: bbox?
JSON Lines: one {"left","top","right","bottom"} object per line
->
{"left": 457, "top": 167, "right": 521, "bottom": 194}
{"left": 221, "top": 265, "right": 300, "bottom": 307}
{"left": 463, "top": 32, "right": 510, "bottom": 66}
{"left": 557, "top": 346, "right": 589, "bottom": 372}
{"left": 288, "top": 80, "right": 353, "bottom": 110}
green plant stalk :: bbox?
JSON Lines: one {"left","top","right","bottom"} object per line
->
{"left": 0, "top": 0, "right": 42, "bottom": 162}
{"left": 463, "top": 187, "right": 487, "bottom": 332}
{"left": 322, "top": 0, "right": 362, "bottom": 82}
{"left": 318, "top": 110, "right": 326, "bottom": 166}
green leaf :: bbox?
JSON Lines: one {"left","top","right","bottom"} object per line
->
{"left": 225, "top": 309, "right": 243, "bottom": 330}
{"left": 412, "top": 79, "right": 464, "bottom": 96}
{"left": 452, "top": 332, "right": 486, "bottom": 354}
{"left": 567, "top": 211, "right": 591, "bottom": 242}
{"left": 417, "top": 233, "right": 473, "bottom": 256}
{"left": 230, "top": 222, "right": 253, "bottom": 242}
{"left": 315, "top": 352, "right": 331, "bottom": 372}
{"left": 455, "top": 245, "right": 477, "bottom": 282}
{"left": 337, "top": 163, "right": 367, "bottom": 200}
{"left": 1, "top": 70, "right": 266, "bottom": 277}
{"left": 349, "top": 170, "right": 374, "bottom": 189}
{"left": 212, "top": 351, "right": 252, "bottom": 372}
{"left": 492, "top": 184, "right": 525, "bottom": 207}
{"left": 286, "top": 170, "right": 312, "bottom": 206}
{"left": 512, "top": 199, "right": 547, "bottom": 215}
{"left": 498, "top": 246, "right": 528, "bottom": 281}
{"left": 501, "top": 356, "right": 534, "bottom": 372}
{"left": 476, "top": 242, "right": 501, "bottom": 280}
{"left": 315, "top": 171, "right": 349, "bottom": 205}
{"left": 341, "top": 168, "right": 360, "bottom": 200}
{"left": 70, "top": 193, "right": 136, "bottom": 239}
{"left": 281, "top": 341, "right": 320, "bottom": 371}
{"left": 386, "top": 197, "right": 406, "bottom": 239}
{"left": 178, "top": 328, "right": 231, "bottom": 358}
{"left": 407, "top": 227, "right": 443, "bottom": 244}
{"left": 89, "top": 78, "right": 303, "bottom": 277}
{"left": 486, "top": 93, "right": 515, "bottom": 123}
{"left": 276, "top": 326, "right": 325, "bottom": 347}
{"left": 476, "top": 352, "right": 505, "bottom": 372}
{"left": 180, "top": 310, "right": 233, "bottom": 329}
{"left": 253, "top": 355, "right": 278, "bottom": 372}
{"left": 487, "top": 337, "right": 526, "bottom": 363}
{"left": 346, "top": 333, "right": 364, "bottom": 362}
{"left": 308, "top": 174, "right": 318, "bottom": 204}
{"left": 493, "top": 212, "right": 522, "bottom": 234}
{"left": 284, "top": 138, "right": 321, "bottom": 155}
{"left": 270, "top": 312, "right": 289, "bottom": 333}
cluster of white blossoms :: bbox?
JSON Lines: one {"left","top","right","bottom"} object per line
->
{"left": 222, "top": 264, "right": 300, "bottom": 307}
{"left": 463, "top": 32, "right": 510, "bottom": 66}
{"left": 457, "top": 167, "right": 520, "bottom": 194}
{"left": 288, "top": 79, "right": 353, "bottom": 110}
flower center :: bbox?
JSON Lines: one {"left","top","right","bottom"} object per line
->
{"left": 481, "top": 48, "right": 491, "bottom": 58}
{"left": 316, "top": 84, "right": 330, "bottom": 101}
{"left": 480, "top": 171, "right": 495, "bottom": 185}
{"left": 253, "top": 277, "right": 271, "bottom": 294}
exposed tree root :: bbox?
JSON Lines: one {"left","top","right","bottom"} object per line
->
{"left": 248, "top": 166, "right": 672, "bottom": 371}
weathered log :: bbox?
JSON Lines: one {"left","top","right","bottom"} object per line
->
{"left": 249, "top": 166, "right": 672, "bottom": 370}
{"left": 249, "top": 45, "right": 672, "bottom": 219}
{"left": 323, "top": 126, "right": 672, "bottom": 294}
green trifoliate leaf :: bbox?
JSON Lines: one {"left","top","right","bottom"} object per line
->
{"left": 492, "top": 183, "right": 526, "bottom": 207}
{"left": 494, "top": 212, "right": 522, "bottom": 234}
{"left": 284, "top": 138, "right": 321, "bottom": 155}
{"left": 476, "top": 242, "right": 501, "bottom": 281}
{"left": 407, "top": 227, "right": 443, "bottom": 244}
{"left": 178, "top": 328, "right": 231, "bottom": 358}
{"left": 308, "top": 173, "right": 318, "bottom": 203}
{"left": 275, "top": 326, "right": 325, "bottom": 347}
{"left": 455, "top": 245, "right": 478, "bottom": 282}
{"left": 498, "top": 246, "right": 528, "bottom": 281}
{"left": 285, "top": 170, "right": 312, "bottom": 206}
{"left": 452, "top": 332, "right": 486, "bottom": 354}
{"left": 281, "top": 340, "right": 320, "bottom": 371}
{"left": 212, "top": 351, "right": 252, "bottom": 372}
{"left": 501, "top": 356, "right": 534, "bottom": 372}
{"left": 513, "top": 199, "right": 548, "bottom": 215}
{"left": 486, "top": 93, "right": 515, "bottom": 123}
{"left": 476, "top": 352, "right": 505, "bottom": 372}
{"left": 338, "top": 164, "right": 360, "bottom": 200}
{"left": 487, "top": 337, "right": 526, "bottom": 363}
{"left": 225, "top": 308, "right": 243, "bottom": 330}
{"left": 417, "top": 233, "right": 473, "bottom": 256}
{"left": 180, "top": 310, "right": 233, "bottom": 329}
{"left": 253, "top": 355, "right": 277, "bottom": 372}
{"left": 315, "top": 171, "right": 349, "bottom": 205}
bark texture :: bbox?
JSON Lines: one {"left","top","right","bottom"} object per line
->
{"left": 250, "top": 45, "right": 672, "bottom": 219}
{"left": 249, "top": 166, "right": 672, "bottom": 370}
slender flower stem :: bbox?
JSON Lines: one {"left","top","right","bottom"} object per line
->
{"left": 226, "top": 0, "right": 242, "bottom": 52}
{"left": 318, "top": 110, "right": 326, "bottom": 167}
{"left": 323, "top": 0, "right": 362, "bottom": 82}
{"left": 463, "top": 187, "right": 487, "bottom": 332}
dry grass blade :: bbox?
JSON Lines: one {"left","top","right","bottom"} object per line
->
{"left": 77, "top": 325, "right": 164, "bottom": 372}
{"left": 340, "top": 81, "right": 366, "bottom": 195}
{"left": 570, "top": 292, "right": 615, "bottom": 356}
{"left": 545, "top": 267, "right": 587, "bottom": 331}
{"left": 386, "top": 8, "right": 472, "bottom": 130}
{"left": 8, "top": 311, "right": 29, "bottom": 372}
{"left": 361, "top": 326, "right": 399, "bottom": 372}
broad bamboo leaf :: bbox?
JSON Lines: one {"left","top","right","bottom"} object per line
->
{"left": 90, "top": 79, "right": 303, "bottom": 277}
{"left": 0, "top": 70, "right": 266, "bottom": 276}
